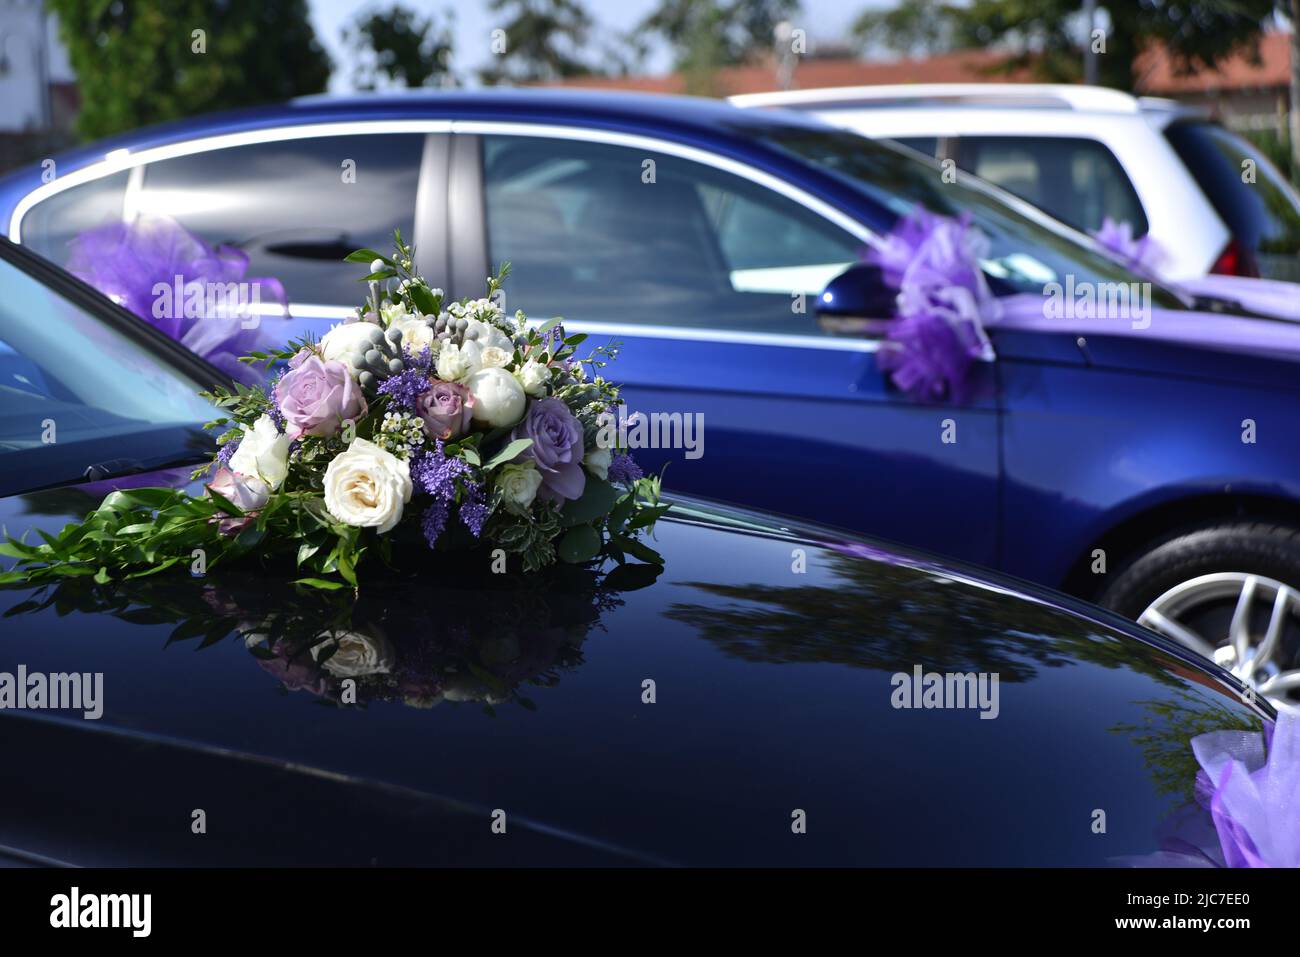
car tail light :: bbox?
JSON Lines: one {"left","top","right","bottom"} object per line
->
{"left": 1209, "top": 239, "right": 1258, "bottom": 277}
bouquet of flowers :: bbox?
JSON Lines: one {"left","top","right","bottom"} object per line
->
{"left": 1, "top": 234, "right": 667, "bottom": 588}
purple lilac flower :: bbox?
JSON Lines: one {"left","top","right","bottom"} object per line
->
{"left": 216, "top": 437, "right": 240, "bottom": 471}
{"left": 378, "top": 348, "right": 437, "bottom": 412}
{"left": 267, "top": 371, "right": 287, "bottom": 431}
{"left": 411, "top": 441, "right": 487, "bottom": 545}
{"left": 608, "top": 453, "right": 642, "bottom": 485}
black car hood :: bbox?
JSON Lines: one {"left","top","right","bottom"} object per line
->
{"left": 0, "top": 480, "right": 1266, "bottom": 866}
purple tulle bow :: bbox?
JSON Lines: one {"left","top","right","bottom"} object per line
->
{"left": 864, "top": 207, "right": 996, "bottom": 401}
{"left": 1191, "top": 712, "right": 1299, "bottom": 867}
{"left": 66, "top": 215, "right": 288, "bottom": 384}
{"left": 1089, "top": 216, "right": 1164, "bottom": 275}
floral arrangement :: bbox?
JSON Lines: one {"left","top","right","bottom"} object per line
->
{"left": 864, "top": 207, "right": 997, "bottom": 401}
{"left": 1, "top": 234, "right": 667, "bottom": 588}
{"left": 1089, "top": 216, "right": 1165, "bottom": 275}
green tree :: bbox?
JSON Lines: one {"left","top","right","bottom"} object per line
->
{"left": 962, "top": 0, "right": 1275, "bottom": 91}
{"left": 637, "top": 0, "right": 801, "bottom": 95}
{"left": 344, "top": 4, "right": 457, "bottom": 89}
{"left": 851, "top": 0, "right": 961, "bottom": 57}
{"left": 49, "top": 0, "right": 331, "bottom": 141}
{"left": 479, "top": 0, "right": 595, "bottom": 85}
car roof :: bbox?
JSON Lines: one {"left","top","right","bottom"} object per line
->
{"left": 23, "top": 89, "right": 836, "bottom": 176}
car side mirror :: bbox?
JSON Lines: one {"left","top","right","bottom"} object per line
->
{"left": 814, "top": 263, "right": 898, "bottom": 336}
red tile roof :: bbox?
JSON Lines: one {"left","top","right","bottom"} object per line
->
{"left": 1134, "top": 31, "right": 1291, "bottom": 94}
{"left": 539, "top": 32, "right": 1293, "bottom": 99}
{"left": 540, "top": 48, "right": 1034, "bottom": 96}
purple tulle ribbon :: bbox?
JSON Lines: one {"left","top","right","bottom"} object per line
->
{"left": 864, "top": 207, "right": 997, "bottom": 401}
{"left": 1191, "top": 712, "right": 1300, "bottom": 867}
{"left": 66, "top": 215, "right": 288, "bottom": 384}
{"left": 1089, "top": 216, "right": 1165, "bottom": 275}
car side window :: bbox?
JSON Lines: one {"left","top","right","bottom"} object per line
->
{"left": 22, "top": 170, "right": 131, "bottom": 266}
{"left": 480, "top": 135, "right": 862, "bottom": 330}
{"left": 956, "top": 135, "right": 1147, "bottom": 236}
{"left": 134, "top": 134, "right": 425, "bottom": 305}
{"left": 889, "top": 136, "right": 939, "bottom": 158}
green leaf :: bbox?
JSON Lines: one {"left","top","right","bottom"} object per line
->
{"left": 460, "top": 446, "right": 481, "bottom": 467}
{"left": 483, "top": 438, "right": 532, "bottom": 470}
{"left": 612, "top": 535, "right": 664, "bottom": 565}
{"left": 557, "top": 525, "right": 601, "bottom": 564}
{"left": 408, "top": 284, "right": 438, "bottom": 315}
{"left": 345, "top": 248, "right": 391, "bottom": 265}
{"left": 537, "top": 316, "right": 563, "bottom": 336}
{"left": 292, "top": 577, "right": 348, "bottom": 591}
{"left": 559, "top": 479, "right": 620, "bottom": 527}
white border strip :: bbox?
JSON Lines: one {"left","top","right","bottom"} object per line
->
{"left": 261, "top": 304, "right": 879, "bottom": 352}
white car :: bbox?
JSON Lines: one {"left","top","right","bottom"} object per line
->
{"left": 732, "top": 83, "right": 1300, "bottom": 283}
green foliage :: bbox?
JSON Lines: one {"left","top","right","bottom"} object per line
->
{"left": 49, "top": 0, "right": 331, "bottom": 140}
{"left": 637, "top": 0, "right": 801, "bottom": 94}
{"left": 856, "top": 0, "right": 1276, "bottom": 92}
{"left": 479, "top": 0, "right": 596, "bottom": 84}
{"left": 344, "top": 4, "right": 457, "bottom": 89}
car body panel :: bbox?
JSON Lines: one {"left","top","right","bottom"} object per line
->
{"left": 0, "top": 478, "right": 1270, "bottom": 867}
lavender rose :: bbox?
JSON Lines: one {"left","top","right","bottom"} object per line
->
{"left": 277, "top": 355, "right": 367, "bottom": 440}
{"left": 205, "top": 466, "right": 270, "bottom": 535}
{"left": 511, "top": 397, "right": 586, "bottom": 503}
{"left": 416, "top": 379, "right": 474, "bottom": 441}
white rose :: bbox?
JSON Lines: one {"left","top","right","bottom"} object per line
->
{"left": 516, "top": 359, "right": 549, "bottom": 397}
{"left": 320, "top": 321, "right": 381, "bottom": 370}
{"left": 390, "top": 314, "right": 436, "bottom": 353}
{"left": 312, "top": 629, "right": 395, "bottom": 678}
{"left": 478, "top": 344, "right": 511, "bottom": 369}
{"left": 436, "top": 340, "right": 482, "bottom": 382}
{"left": 498, "top": 461, "right": 543, "bottom": 510}
{"left": 583, "top": 446, "right": 611, "bottom": 481}
{"left": 465, "top": 317, "right": 512, "bottom": 352}
{"left": 467, "top": 367, "right": 526, "bottom": 428}
{"left": 322, "top": 437, "right": 413, "bottom": 533}
{"left": 228, "top": 414, "right": 290, "bottom": 490}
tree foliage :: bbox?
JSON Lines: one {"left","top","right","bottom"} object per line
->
{"left": 344, "top": 4, "right": 457, "bottom": 89}
{"left": 49, "top": 0, "right": 331, "bottom": 140}
{"left": 479, "top": 0, "right": 595, "bottom": 85}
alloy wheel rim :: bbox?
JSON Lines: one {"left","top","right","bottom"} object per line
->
{"left": 1139, "top": 572, "right": 1300, "bottom": 709}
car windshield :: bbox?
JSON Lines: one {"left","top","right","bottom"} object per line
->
{"left": 762, "top": 127, "right": 1187, "bottom": 306}
{"left": 0, "top": 252, "right": 217, "bottom": 496}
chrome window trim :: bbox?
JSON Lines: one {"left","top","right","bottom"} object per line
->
{"left": 258, "top": 302, "right": 879, "bottom": 353}
{"left": 451, "top": 119, "right": 875, "bottom": 245}
{"left": 8, "top": 119, "right": 455, "bottom": 242}
{"left": 13, "top": 117, "right": 881, "bottom": 354}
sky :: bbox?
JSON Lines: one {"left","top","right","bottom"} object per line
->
{"left": 309, "top": 0, "right": 886, "bottom": 92}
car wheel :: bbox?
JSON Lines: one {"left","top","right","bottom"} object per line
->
{"left": 1098, "top": 522, "right": 1300, "bottom": 709}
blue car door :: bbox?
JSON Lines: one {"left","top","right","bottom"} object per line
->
{"left": 452, "top": 128, "right": 1002, "bottom": 567}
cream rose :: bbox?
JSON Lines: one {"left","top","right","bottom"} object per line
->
{"left": 322, "top": 437, "right": 412, "bottom": 533}
{"left": 320, "top": 321, "right": 382, "bottom": 370}
{"left": 478, "top": 344, "right": 512, "bottom": 369}
{"left": 436, "top": 341, "right": 482, "bottom": 382}
{"left": 467, "top": 366, "right": 526, "bottom": 428}
{"left": 228, "top": 414, "right": 290, "bottom": 490}
{"left": 583, "top": 447, "right": 611, "bottom": 481}
{"left": 464, "top": 317, "right": 512, "bottom": 352}
{"left": 498, "top": 461, "right": 543, "bottom": 510}
{"left": 515, "top": 358, "right": 549, "bottom": 397}
{"left": 390, "top": 313, "right": 437, "bottom": 353}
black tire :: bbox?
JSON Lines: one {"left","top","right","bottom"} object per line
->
{"left": 1098, "top": 522, "right": 1300, "bottom": 619}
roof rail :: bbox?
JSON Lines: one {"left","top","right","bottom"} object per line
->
{"left": 729, "top": 83, "right": 1141, "bottom": 114}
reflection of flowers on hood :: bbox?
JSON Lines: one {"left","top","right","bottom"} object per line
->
{"left": 254, "top": 638, "right": 330, "bottom": 696}
{"left": 311, "top": 629, "right": 396, "bottom": 678}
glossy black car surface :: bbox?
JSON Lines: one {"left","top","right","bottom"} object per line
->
{"left": 0, "top": 239, "right": 1271, "bottom": 867}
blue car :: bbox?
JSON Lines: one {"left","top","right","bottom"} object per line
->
{"left": 3, "top": 90, "right": 1300, "bottom": 704}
